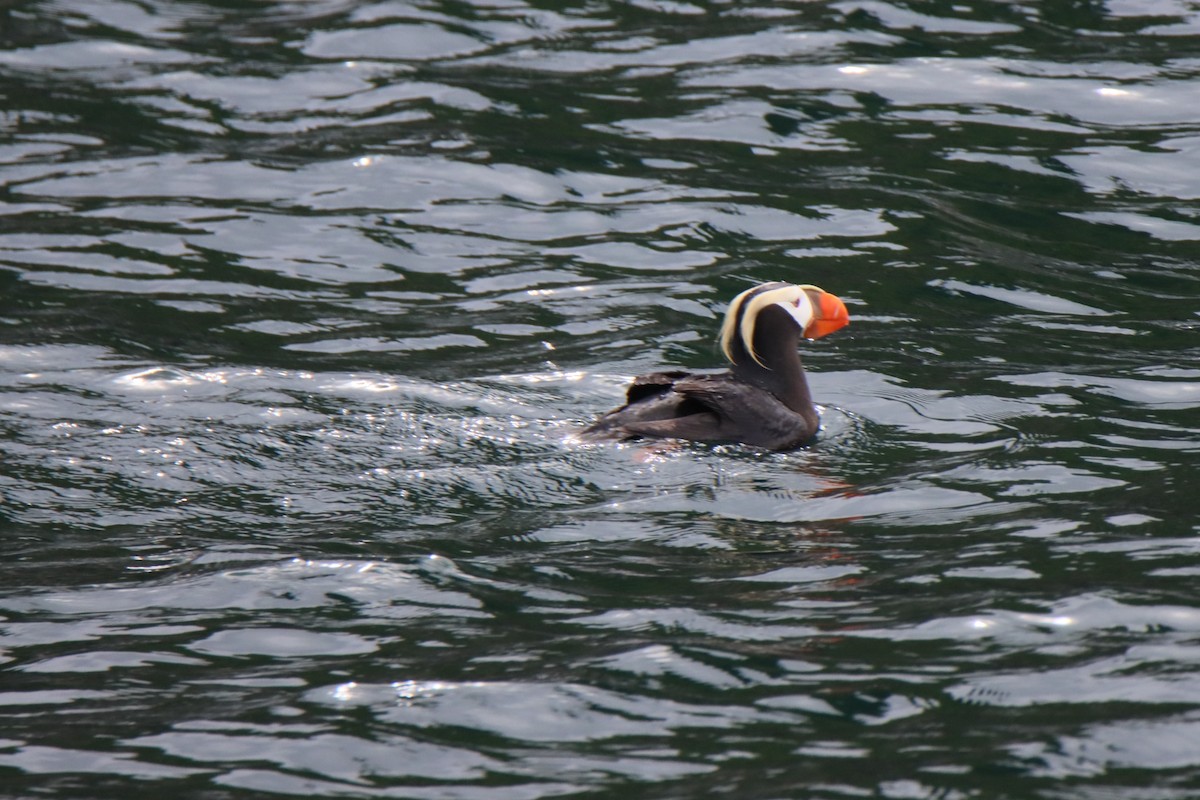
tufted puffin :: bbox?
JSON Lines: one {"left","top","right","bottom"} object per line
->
{"left": 581, "top": 281, "right": 849, "bottom": 451}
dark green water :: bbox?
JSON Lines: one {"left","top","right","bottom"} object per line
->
{"left": 1, "top": 0, "right": 1199, "bottom": 797}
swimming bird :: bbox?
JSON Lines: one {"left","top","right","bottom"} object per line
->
{"left": 581, "top": 281, "right": 849, "bottom": 450}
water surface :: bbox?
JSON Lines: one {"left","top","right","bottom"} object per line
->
{"left": 1, "top": 0, "right": 1199, "bottom": 797}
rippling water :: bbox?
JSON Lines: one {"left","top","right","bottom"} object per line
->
{"left": 2, "top": 0, "right": 1199, "bottom": 797}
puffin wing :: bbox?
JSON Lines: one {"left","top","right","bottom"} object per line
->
{"left": 579, "top": 371, "right": 699, "bottom": 440}
{"left": 621, "top": 375, "right": 812, "bottom": 449}
{"left": 624, "top": 370, "right": 690, "bottom": 404}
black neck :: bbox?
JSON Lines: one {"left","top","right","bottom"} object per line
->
{"left": 729, "top": 305, "right": 817, "bottom": 429}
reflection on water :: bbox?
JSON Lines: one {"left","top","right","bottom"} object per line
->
{"left": 1, "top": 0, "right": 1199, "bottom": 797}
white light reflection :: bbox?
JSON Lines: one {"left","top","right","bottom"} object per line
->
{"left": 495, "top": 370, "right": 586, "bottom": 384}
{"left": 1017, "top": 613, "right": 1076, "bottom": 628}
{"left": 525, "top": 285, "right": 592, "bottom": 298}
{"left": 114, "top": 367, "right": 198, "bottom": 389}
{"left": 326, "top": 377, "right": 402, "bottom": 393}
{"left": 288, "top": 557, "right": 378, "bottom": 574}
{"left": 394, "top": 679, "right": 422, "bottom": 700}
{"left": 392, "top": 679, "right": 487, "bottom": 702}
{"left": 332, "top": 681, "right": 359, "bottom": 702}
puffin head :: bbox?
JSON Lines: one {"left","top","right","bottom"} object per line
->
{"left": 718, "top": 281, "right": 849, "bottom": 367}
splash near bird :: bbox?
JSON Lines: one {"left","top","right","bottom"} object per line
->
{"left": 581, "top": 282, "right": 849, "bottom": 451}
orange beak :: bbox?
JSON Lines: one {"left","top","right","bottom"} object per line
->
{"left": 803, "top": 291, "right": 850, "bottom": 339}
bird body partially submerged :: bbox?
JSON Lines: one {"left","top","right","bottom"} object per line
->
{"left": 581, "top": 282, "right": 849, "bottom": 451}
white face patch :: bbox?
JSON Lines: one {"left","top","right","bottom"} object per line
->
{"left": 775, "top": 291, "right": 815, "bottom": 334}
